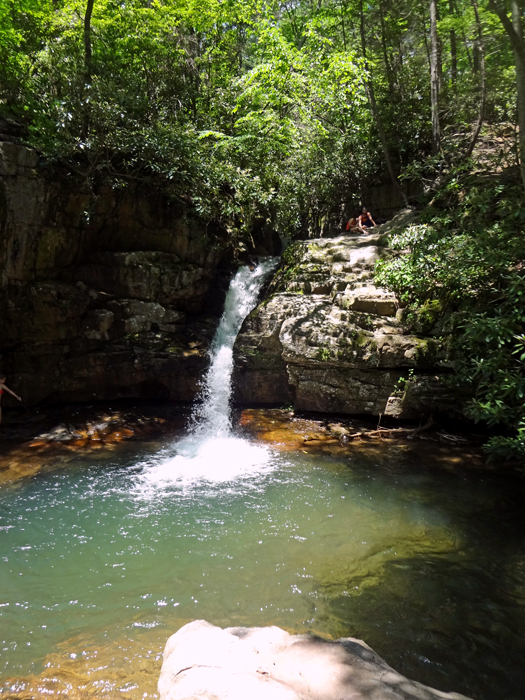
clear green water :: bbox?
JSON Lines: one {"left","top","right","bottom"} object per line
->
{"left": 1, "top": 434, "right": 525, "bottom": 700}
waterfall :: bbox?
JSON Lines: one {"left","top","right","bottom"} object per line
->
{"left": 192, "top": 258, "right": 277, "bottom": 439}
{"left": 142, "top": 259, "right": 277, "bottom": 487}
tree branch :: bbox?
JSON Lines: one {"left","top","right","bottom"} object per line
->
{"left": 487, "top": 0, "right": 525, "bottom": 68}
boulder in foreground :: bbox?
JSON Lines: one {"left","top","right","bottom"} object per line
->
{"left": 158, "top": 620, "right": 472, "bottom": 700}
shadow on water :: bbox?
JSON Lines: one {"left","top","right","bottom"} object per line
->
{"left": 308, "top": 451, "right": 525, "bottom": 700}
{"left": 1, "top": 423, "right": 525, "bottom": 700}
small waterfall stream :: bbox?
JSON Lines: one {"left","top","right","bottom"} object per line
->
{"left": 192, "top": 258, "right": 278, "bottom": 439}
{"left": 143, "top": 259, "right": 277, "bottom": 485}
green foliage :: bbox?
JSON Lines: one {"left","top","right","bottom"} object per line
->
{"left": 485, "top": 423, "right": 525, "bottom": 462}
{"left": 376, "top": 172, "right": 525, "bottom": 463}
{"left": 393, "top": 368, "right": 415, "bottom": 396}
{"left": 0, "top": 0, "right": 520, "bottom": 243}
{"left": 0, "top": 0, "right": 372, "bottom": 242}
{"left": 401, "top": 300, "right": 444, "bottom": 336}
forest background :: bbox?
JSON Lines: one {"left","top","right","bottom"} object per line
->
{"left": 1, "top": 0, "right": 525, "bottom": 462}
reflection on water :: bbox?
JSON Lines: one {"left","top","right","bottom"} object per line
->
{"left": 2, "top": 265, "right": 525, "bottom": 700}
{"left": 1, "top": 421, "right": 525, "bottom": 700}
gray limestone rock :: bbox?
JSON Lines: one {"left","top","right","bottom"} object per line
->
{"left": 75, "top": 251, "right": 208, "bottom": 309}
{"left": 233, "top": 230, "right": 463, "bottom": 418}
{"left": 158, "top": 621, "right": 472, "bottom": 700}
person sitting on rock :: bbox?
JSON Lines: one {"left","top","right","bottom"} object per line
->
{"left": 0, "top": 376, "right": 22, "bottom": 423}
{"left": 358, "top": 207, "right": 376, "bottom": 233}
{"left": 345, "top": 212, "right": 360, "bottom": 233}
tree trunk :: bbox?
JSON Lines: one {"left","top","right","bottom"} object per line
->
{"left": 511, "top": 0, "right": 525, "bottom": 189}
{"left": 419, "top": 0, "right": 431, "bottom": 69}
{"left": 84, "top": 0, "right": 94, "bottom": 83}
{"left": 466, "top": 0, "right": 486, "bottom": 158}
{"left": 82, "top": 0, "right": 95, "bottom": 139}
{"left": 430, "top": 0, "right": 440, "bottom": 154}
{"left": 379, "top": 0, "right": 395, "bottom": 96}
{"left": 437, "top": 3, "right": 443, "bottom": 92}
{"left": 450, "top": 29, "right": 458, "bottom": 85}
{"left": 488, "top": 0, "right": 525, "bottom": 66}
{"left": 488, "top": 0, "right": 525, "bottom": 186}
{"left": 340, "top": 0, "right": 347, "bottom": 52}
{"left": 359, "top": 0, "right": 409, "bottom": 206}
{"left": 450, "top": 0, "right": 457, "bottom": 86}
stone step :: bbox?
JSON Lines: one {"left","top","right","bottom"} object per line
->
{"left": 339, "top": 286, "right": 398, "bottom": 316}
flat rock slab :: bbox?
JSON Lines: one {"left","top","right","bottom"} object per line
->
{"left": 159, "top": 620, "right": 472, "bottom": 700}
{"left": 341, "top": 285, "right": 398, "bottom": 316}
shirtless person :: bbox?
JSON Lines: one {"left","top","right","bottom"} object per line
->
{"left": 358, "top": 207, "right": 376, "bottom": 233}
{"left": 0, "top": 376, "right": 22, "bottom": 423}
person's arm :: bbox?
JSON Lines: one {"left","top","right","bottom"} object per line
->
{"left": 4, "top": 385, "right": 22, "bottom": 401}
{"left": 358, "top": 215, "right": 366, "bottom": 232}
{"left": 369, "top": 213, "right": 376, "bottom": 226}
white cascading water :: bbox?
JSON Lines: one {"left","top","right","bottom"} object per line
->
{"left": 142, "top": 259, "right": 278, "bottom": 487}
{"left": 192, "top": 258, "right": 278, "bottom": 437}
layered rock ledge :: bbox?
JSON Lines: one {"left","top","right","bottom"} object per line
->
{"left": 233, "top": 217, "right": 461, "bottom": 418}
{"left": 158, "top": 620, "right": 472, "bottom": 700}
{"left": 0, "top": 139, "right": 233, "bottom": 404}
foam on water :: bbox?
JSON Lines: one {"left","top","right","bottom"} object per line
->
{"left": 141, "top": 436, "right": 272, "bottom": 487}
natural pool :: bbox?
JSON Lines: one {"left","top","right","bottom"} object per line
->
{"left": 3, "top": 263, "right": 525, "bottom": 700}
{"left": 1, "top": 421, "right": 525, "bottom": 700}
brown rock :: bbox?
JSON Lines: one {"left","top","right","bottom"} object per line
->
{"left": 0, "top": 139, "right": 232, "bottom": 406}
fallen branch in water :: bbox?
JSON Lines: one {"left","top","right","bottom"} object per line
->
{"left": 300, "top": 417, "right": 470, "bottom": 447}
{"left": 435, "top": 430, "right": 468, "bottom": 444}
{"left": 344, "top": 417, "right": 435, "bottom": 442}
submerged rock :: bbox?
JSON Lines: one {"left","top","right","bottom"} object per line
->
{"left": 233, "top": 219, "right": 465, "bottom": 418}
{"left": 0, "top": 402, "right": 189, "bottom": 484}
{"left": 158, "top": 620, "right": 472, "bottom": 700}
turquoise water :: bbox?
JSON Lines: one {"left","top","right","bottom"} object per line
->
{"left": 1, "top": 435, "right": 525, "bottom": 700}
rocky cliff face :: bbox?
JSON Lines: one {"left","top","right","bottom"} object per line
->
{"left": 0, "top": 138, "right": 460, "bottom": 417}
{"left": 0, "top": 139, "right": 232, "bottom": 405}
{"left": 233, "top": 212, "right": 461, "bottom": 419}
